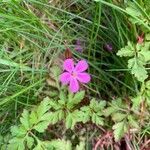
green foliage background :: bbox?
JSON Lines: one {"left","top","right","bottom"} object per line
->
{"left": 0, "top": 0, "right": 149, "bottom": 149}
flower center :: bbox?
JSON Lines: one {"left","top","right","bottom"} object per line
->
{"left": 71, "top": 72, "right": 77, "bottom": 78}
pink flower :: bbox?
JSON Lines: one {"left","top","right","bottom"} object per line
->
{"left": 104, "top": 43, "right": 113, "bottom": 52}
{"left": 60, "top": 59, "right": 91, "bottom": 93}
{"left": 75, "top": 39, "right": 83, "bottom": 52}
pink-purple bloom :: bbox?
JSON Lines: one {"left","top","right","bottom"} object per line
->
{"left": 60, "top": 59, "right": 91, "bottom": 93}
{"left": 75, "top": 40, "right": 83, "bottom": 52}
{"left": 104, "top": 43, "right": 113, "bottom": 52}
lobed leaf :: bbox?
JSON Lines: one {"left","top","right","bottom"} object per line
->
{"left": 26, "top": 136, "right": 34, "bottom": 149}
{"left": 112, "top": 113, "right": 126, "bottom": 122}
{"left": 117, "top": 42, "right": 134, "bottom": 57}
{"left": 104, "top": 107, "right": 117, "bottom": 117}
{"left": 20, "top": 110, "right": 30, "bottom": 130}
{"left": 8, "top": 137, "right": 25, "bottom": 150}
{"left": 33, "top": 121, "right": 50, "bottom": 133}
{"left": 67, "top": 91, "right": 85, "bottom": 110}
{"left": 113, "top": 121, "right": 127, "bottom": 141}
{"left": 128, "top": 57, "right": 148, "bottom": 82}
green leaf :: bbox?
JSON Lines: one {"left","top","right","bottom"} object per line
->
{"left": 112, "top": 113, "right": 126, "bottom": 122}
{"left": 104, "top": 107, "right": 117, "bottom": 117}
{"left": 139, "top": 50, "right": 150, "bottom": 62}
{"left": 9, "top": 97, "right": 64, "bottom": 149}
{"left": 94, "top": 101, "right": 106, "bottom": 112}
{"left": 91, "top": 113, "right": 104, "bottom": 126}
{"left": 90, "top": 99, "right": 106, "bottom": 112}
{"left": 8, "top": 138, "right": 25, "bottom": 150}
{"left": 30, "top": 111, "right": 38, "bottom": 125}
{"left": 49, "top": 90, "right": 58, "bottom": 98}
{"left": 3, "top": 134, "right": 11, "bottom": 143}
{"left": 128, "top": 57, "right": 148, "bottom": 82}
{"left": 36, "top": 97, "right": 51, "bottom": 119}
{"left": 113, "top": 121, "right": 127, "bottom": 141}
{"left": 26, "top": 136, "right": 34, "bottom": 149}
{"left": 33, "top": 121, "right": 50, "bottom": 133}
{"left": 145, "top": 33, "right": 150, "bottom": 40}
{"left": 33, "top": 142, "right": 47, "bottom": 150}
{"left": 50, "top": 65, "right": 61, "bottom": 80}
{"left": 131, "top": 96, "right": 142, "bottom": 109}
{"left": 10, "top": 126, "right": 26, "bottom": 137}
{"left": 49, "top": 110, "right": 64, "bottom": 124}
{"left": 73, "top": 91, "right": 85, "bottom": 102}
{"left": 65, "top": 111, "right": 80, "bottom": 129}
{"left": 77, "top": 111, "right": 90, "bottom": 123}
{"left": 49, "top": 139, "right": 72, "bottom": 150}
{"left": 128, "top": 115, "right": 139, "bottom": 129}
{"left": 80, "top": 106, "right": 90, "bottom": 112}
{"left": 58, "top": 99, "right": 66, "bottom": 106}
{"left": 57, "top": 110, "right": 65, "bottom": 120}
{"left": 28, "top": 98, "right": 53, "bottom": 133}
{"left": 117, "top": 38, "right": 149, "bottom": 82}
{"left": 20, "top": 110, "right": 30, "bottom": 130}
{"left": 98, "top": 101, "right": 106, "bottom": 109}
{"left": 139, "top": 41, "right": 150, "bottom": 62}
{"left": 66, "top": 113, "right": 74, "bottom": 129}
{"left": 0, "top": 135, "right": 3, "bottom": 144}
{"left": 49, "top": 100, "right": 61, "bottom": 110}
{"left": 33, "top": 140, "right": 54, "bottom": 150}
{"left": 67, "top": 91, "right": 85, "bottom": 109}
{"left": 40, "top": 112, "right": 52, "bottom": 121}
{"left": 68, "top": 92, "right": 74, "bottom": 101}
{"left": 146, "top": 80, "right": 150, "bottom": 90}
{"left": 117, "top": 42, "right": 134, "bottom": 57}
{"left": 59, "top": 91, "right": 67, "bottom": 102}
{"left": 89, "top": 99, "right": 98, "bottom": 108}
{"left": 29, "top": 98, "right": 51, "bottom": 126}
{"left": 112, "top": 98, "right": 124, "bottom": 108}
{"left": 80, "top": 99, "right": 105, "bottom": 125}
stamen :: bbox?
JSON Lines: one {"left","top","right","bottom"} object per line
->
{"left": 71, "top": 72, "right": 77, "bottom": 77}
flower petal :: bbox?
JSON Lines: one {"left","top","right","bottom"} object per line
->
{"left": 69, "top": 78, "right": 79, "bottom": 93}
{"left": 60, "top": 72, "right": 71, "bottom": 84}
{"left": 74, "top": 60, "right": 88, "bottom": 72}
{"left": 63, "top": 59, "right": 74, "bottom": 72}
{"left": 77, "top": 73, "right": 91, "bottom": 83}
